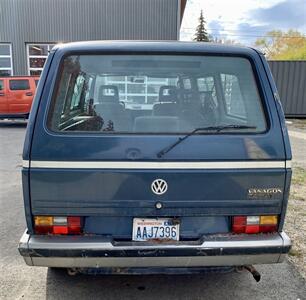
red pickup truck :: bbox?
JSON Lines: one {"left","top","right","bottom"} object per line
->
{"left": 0, "top": 76, "right": 39, "bottom": 119}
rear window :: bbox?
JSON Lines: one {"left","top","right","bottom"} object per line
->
{"left": 47, "top": 55, "right": 267, "bottom": 133}
{"left": 9, "top": 79, "right": 30, "bottom": 90}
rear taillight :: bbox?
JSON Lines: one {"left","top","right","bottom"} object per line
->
{"left": 232, "top": 215, "right": 278, "bottom": 234}
{"left": 34, "top": 216, "right": 82, "bottom": 235}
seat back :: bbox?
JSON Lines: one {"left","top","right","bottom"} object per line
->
{"left": 95, "top": 85, "right": 131, "bottom": 131}
{"left": 153, "top": 85, "right": 178, "bottom": 116}
{"left": 133, "top": 116, "right": 179, "bottom": 133}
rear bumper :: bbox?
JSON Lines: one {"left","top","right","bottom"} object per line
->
{"left": 18, "top": 231, "right": 291, "bottom": 268}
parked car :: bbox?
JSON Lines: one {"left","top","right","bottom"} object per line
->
{"left": 0, "top": 76, "right": 39, "bottom": 119}
{"left": 18, "top": 42, "right": 292, "bottom": 280}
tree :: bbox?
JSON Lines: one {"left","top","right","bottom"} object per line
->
{"left": 194, "top": 10, "right": 210, "bottom": 42}
{"left": 255, "top": 30, "right": 306, "bottom": 60}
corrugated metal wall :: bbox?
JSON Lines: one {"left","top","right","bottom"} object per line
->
{"left": 0, "top": 0, "right": 179, "bottom": 75}
{"left": 269, "top": 61, "right": 306, "bottom": 117}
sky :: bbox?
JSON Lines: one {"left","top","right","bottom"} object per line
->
{"left": 180, "top": 0, "right": 306, "bottom": 45}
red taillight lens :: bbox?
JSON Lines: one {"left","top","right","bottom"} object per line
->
{"left": 259, "top": 224, "right": 277, "bottom": 233}
{"left": 34, "top": 225, "right": 53, "bottom": 234}
{"left": 232, "top": 215, "right": 278, "bottom": 234}
{"left": 53, "top": 225, "right": 69, "bottom": 234}
{"left": 232, "top": 216, "right": 246, "bottom": 233}
{"left": 34, "top": 216, "right": 82, "bottom": 235}
{"left": 67, "top": 216, "right": 82, "bottom": 234}
{"left": 245, "top": 225, "right": 260, "bottom": 234}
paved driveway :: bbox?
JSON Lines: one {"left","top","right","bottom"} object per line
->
{"left": 0, "top": 120, "right": 305, "bottom": 300}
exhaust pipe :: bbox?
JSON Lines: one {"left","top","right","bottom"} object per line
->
{"left": 236, "top": 265, "right": 261, "bottom": 282}
{"left": 67, "top": 268, "right": 79, "bottom": 276}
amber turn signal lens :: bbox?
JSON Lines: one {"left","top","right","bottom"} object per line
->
{"left": 34, "top": 216, "right": 53, "bottom": 226}
{"left": 260, "top": 215, "right": 278, "bottom": 225}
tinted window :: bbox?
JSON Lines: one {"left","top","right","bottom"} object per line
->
{"left": 9, "top": 80, "right": 30, "bottom": 90}
{"left": 48, "top": 55, "right": 266, "bottom": 133}
{"left": 0, "top": 80, "right": 3, "bottom": 90}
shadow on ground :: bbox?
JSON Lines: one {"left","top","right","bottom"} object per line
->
{"left": 0, "top": 120, "right": 27, "bottom": 128}
{"left": 46, "top": 269, "right": 245, "bottom": 299}
{"left": 45, "top": 262, "right": 306, "bottom": 300}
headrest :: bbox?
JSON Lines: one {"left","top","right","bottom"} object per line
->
{"left": 159, "top": 85, "right": 178, "bottom": 102}
{"left": 98, "top": 85, "right": 119, "bottom": 103}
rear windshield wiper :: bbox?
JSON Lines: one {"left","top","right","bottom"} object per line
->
{"left": 157, "top": 125, "right": 257, "bottom": 158}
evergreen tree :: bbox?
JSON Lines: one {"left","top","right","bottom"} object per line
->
{"left": 194, "top": 10, "right": 210, "bottom": 42}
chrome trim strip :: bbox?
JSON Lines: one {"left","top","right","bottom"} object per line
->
{"left": 22, "top": 160, "right": 30, "bottom": 168}
{"left": 286, "top": 160, "right": 292, "bottom": 169}
{"left": 23, "top": 160, "right": 287, "bottom": 169}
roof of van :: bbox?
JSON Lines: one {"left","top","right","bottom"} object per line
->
{"left": 52, "top": 41, "right": 261, "bottom": 56}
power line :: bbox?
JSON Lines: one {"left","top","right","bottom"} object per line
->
{"left": 181, "top": 27, "right": 306, "bottom": 37}
{"left": 183, "top": 27, "right": 305, "bottom": 33}
{"left": 180, "top": 30, "right": 306, "bottom": 39}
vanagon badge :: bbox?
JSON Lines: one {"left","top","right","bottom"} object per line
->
{"left": 248, "top": 188, "right": 282, "bottom": 198}
{"left": 151, "top": 179, "right": 168, "bottom": 195}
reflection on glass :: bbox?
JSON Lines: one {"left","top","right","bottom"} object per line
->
{"left": 30, "top": 70, "right": 42, "bottom": 76}
{"left": 29, "top": 57, "right": 46, "bottom": 68}
{"left": 29, "top": 45, "right": 48, "bottom": 56}
{"left": 0, "top": 70, "right": 11, "bottom": 76}
{"left": 0, "top": 57, "right": 11, "bottom": 68}
{"left": 0, "top": 44, "right": 10, "bottom": 56}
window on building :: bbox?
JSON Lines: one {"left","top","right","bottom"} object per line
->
{"left": 0, "top": 44, "right": 13, "bottom": 76}
{"left": 27, "top": 44, "right": 55, "bottom": 75}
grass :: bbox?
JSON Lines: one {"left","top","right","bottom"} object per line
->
{"left": 291, "top": 167, "right": 306, "bottom": 185}
{"left": 289, "top": 248, "right": 303, "bottom": 257}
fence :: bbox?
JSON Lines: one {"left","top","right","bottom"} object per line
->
{"left": 268, "top": 60, "right": 306, "bottom": 118}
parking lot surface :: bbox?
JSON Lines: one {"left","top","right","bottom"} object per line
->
{"left": 0, "top": 120, "right": 305, "bottom": 300}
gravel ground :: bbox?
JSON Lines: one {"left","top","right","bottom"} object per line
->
{"left": 286, "top": 119, "right": 306, "bottom": 280}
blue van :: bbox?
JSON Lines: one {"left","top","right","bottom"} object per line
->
{"left": 18, "top": 42, "right": 292, "bottom": 279}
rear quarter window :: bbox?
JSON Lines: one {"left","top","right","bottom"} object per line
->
{"left": 9, "top": 79, "right": 30, "bottom": 90}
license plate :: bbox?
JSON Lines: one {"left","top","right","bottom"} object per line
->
{"left": 132, "top": 218, "right": 180, "bottom": 241}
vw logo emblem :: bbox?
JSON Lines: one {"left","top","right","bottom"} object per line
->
{"left": 151, "top": 179, "right": 168, "bottom": 195}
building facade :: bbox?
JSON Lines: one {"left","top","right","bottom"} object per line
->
{"left": 269, "top": 61, "right": 306, "bottom": 118}
{"left": 0, "top": 0, "right": 186, "bottom": 76}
